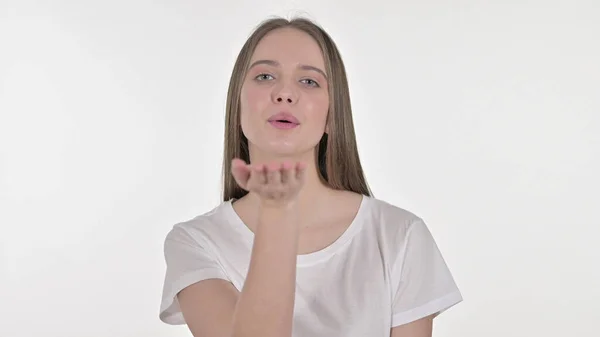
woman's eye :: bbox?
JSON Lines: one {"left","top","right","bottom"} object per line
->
{"left": 301, "top": 79, "right": 319, "bottom": 87}
{"left": 255, "top": 74, "right": 274, "bottom": 81}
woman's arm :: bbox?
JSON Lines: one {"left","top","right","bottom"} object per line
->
{"left": 177, "top": 207, "right": 299, "bottom": 337}
{"left": 390, "top": 315, "right": 434, "bottom": 337}
{"left": 177, "top": 161, "right": 304, "bottom": 337}
{"left": 230, "top": 206, "right": 300, "bottom": 337}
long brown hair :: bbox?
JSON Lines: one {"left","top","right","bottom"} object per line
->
{"left": 221, "top": 16, "right": 372, "bottom": 201}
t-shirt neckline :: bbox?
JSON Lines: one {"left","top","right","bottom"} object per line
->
{"left": 224, "top": 194, "right": 368, "bottom": 267}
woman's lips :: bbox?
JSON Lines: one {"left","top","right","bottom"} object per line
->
{"left": 269, "top": 120, "right": 299, "bottom": 129}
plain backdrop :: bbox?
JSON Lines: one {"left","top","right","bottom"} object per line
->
{"left": 1, "top": 0, "right": 599, "bottom": 336}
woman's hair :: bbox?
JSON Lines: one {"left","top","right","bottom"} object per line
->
{"left": 221, "top": 16, "right": 372, "bottom": 201}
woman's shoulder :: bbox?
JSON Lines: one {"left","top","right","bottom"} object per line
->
{"left": 164, "top": 200, "right": 234, "bottom": 244}
{"left": 359, "top": 195, "right": 445, "bottom": 266}
{"left": 362, "top": 194, "right": 424, "bottom": 228}
{"left": 356, "top": 194, "right": 439, "bottom": 252}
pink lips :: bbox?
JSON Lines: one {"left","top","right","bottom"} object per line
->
{"left": 268, "top": 112, "right": 300, "bottom": 129}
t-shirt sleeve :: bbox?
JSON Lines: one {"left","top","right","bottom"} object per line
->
{"left": 159, "top": 225, "right": 230, "bottom": 325}
{"left": 391, "top": 219, "right": 463, "bottom": 327}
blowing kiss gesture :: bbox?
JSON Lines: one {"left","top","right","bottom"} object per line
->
{"left": 231, "top": 158, "right": 307, "bottom": 208}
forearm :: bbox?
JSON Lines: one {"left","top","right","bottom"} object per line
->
{"left": 231, "top": 206, "right": 299, "bottom": 337}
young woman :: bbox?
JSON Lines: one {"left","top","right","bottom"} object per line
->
{"left": 159, "top": 16, "right": 462, "bottom": 337}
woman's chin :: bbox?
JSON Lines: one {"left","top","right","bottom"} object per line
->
{"left": 259, "top": 142, "right": 312, "bottom": 158}
{"left": 248, "top": 138, "right": 317, "bottom": 159}
{"left": 268, "top": 145, "right": 301, "bottom": 157}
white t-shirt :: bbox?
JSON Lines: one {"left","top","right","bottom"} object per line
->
{"left": 159, "top": 195, "right": 462, "bottom": 336}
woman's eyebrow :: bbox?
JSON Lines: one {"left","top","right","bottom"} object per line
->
{"left": 249, "top": 59, "right": 327, "bottom": 79}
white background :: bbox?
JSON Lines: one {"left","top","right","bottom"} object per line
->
{"left": 1, "top": 0, "right": 599, "bottom": 336}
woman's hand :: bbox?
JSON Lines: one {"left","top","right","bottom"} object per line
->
{"left": 231, "top": 158, "right": 307, "bottom": 208}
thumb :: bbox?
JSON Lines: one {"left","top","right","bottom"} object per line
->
{"left": 231, "top": 158, "right": 251, "bottom": 189}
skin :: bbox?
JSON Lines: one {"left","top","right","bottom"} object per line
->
{"left": 177, "top": 27, "right": 434, "bottom": 337}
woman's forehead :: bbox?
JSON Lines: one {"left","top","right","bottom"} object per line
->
{"left": 251, "top": 28, "right": 325, "bottom": 69}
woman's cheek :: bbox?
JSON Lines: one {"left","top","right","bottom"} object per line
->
{"left": 306, "top": 95, "right": 329, "bottom": 125}
{"left": 243, "top": 85, "right": 269, "bottom": 113}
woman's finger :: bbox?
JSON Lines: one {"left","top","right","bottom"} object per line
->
{"left": 295, "top": 162, "right": 307, "bottom": 184}
{"left": 280, "top": 161, "right": 294, "bottom": 184}
{"left": 251, "top": 164, "right": 267, "bottom": 185}
{"left": 266, "top": 162, "right": 282, "bottom": 185}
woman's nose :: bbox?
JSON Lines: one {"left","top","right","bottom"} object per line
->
{"left": 272, "top": 82, "right": 297, "bottom": 104}
{"left": 276, "top": 96, "right": 293, "bottom": 103}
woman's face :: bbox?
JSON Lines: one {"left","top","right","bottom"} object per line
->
{"left": 240, "top": 27, "right": 329, "bottom": 160}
